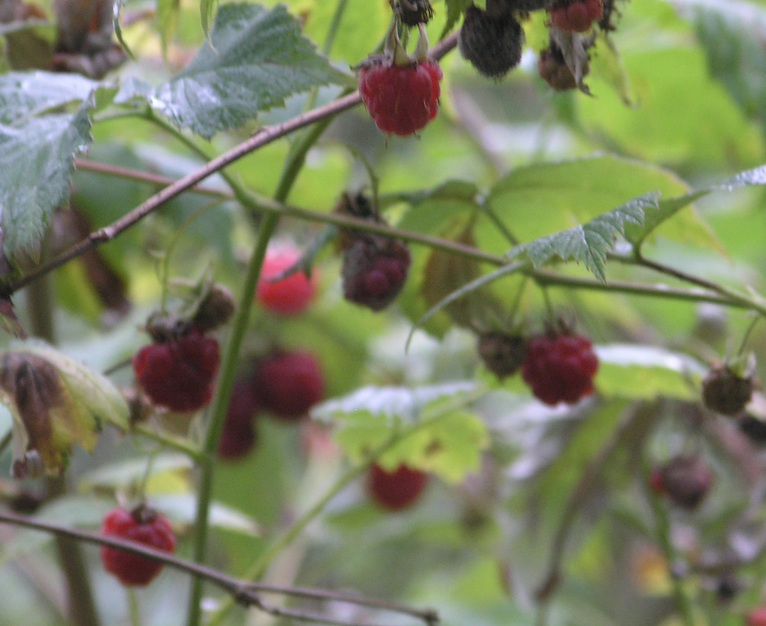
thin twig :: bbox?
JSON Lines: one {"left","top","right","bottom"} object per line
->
{"left": 0, "top": 510, "right": 439, "bottom": 626}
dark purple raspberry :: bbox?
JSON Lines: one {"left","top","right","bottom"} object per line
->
{"left": 459, "top": 6, "right": 524, "bottom": 79}
{"left": 702, "top": 364, "right": 753, "bottom": 416}
{"left": 477, "top": 332, "right": 527, "bottom": 379}
{"left": 342, "top": 238, "right": 411, "bottom": 311}
{"left": 653, "top": 456, "right": 714, "bottom": 511}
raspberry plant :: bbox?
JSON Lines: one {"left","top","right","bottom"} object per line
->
{"left": 0, "top": 1, "right": 765, "bottom": 626}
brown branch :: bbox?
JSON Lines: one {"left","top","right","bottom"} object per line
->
{"left": 0, "top": 509, "right": 439, "bottom": 626}
{"left": 8, "top": 32, "right": 459, "bottom": 296}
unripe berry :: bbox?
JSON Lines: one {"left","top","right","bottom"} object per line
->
{"left": 255, "top": 246, "right": 317, "bottom": 316}
{"left": 459, "top": 6, "right": 524, "bottom": 79}
{"left": 254, "top": 351, "right": 325, "bottom": 421}
{"left": 702, "top": 364, "right": 753, "bottom": 416}
{"left": 367, "top": 464, "right": 428, "bottom": 511}
{"left": 99, "top": 505, "right": 176, "bottom": 587}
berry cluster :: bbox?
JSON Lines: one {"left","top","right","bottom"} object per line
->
{"left": 217, "top": 349, "right": 326, "bottom": 460}
{"left": 99, "top": 504, "right": 176, "bottom": 587}
{"left": 359, "top": 57, "right": 442, "bottom": 137}
{"left": 255, "top": 245, "right": 317, "bottom": 316}
{"left": 133, "top": 327, "right": 221, "bottom": 413}
{"left": 367, "top": 464, "right": 428, "bottom": 511}
{"left": 521, "top": 331, "right": 599, "bottom": 406}
{"left": 549, "top": 0, "right": 603, "bottom": 32}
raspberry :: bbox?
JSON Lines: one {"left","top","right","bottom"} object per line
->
{"left": 749, "top": 608, "right": 766, "bottom": 626}
{"left": 549, "top": 0, "right": 603, "bottom": 32}
{"left": 359, "top": 57, "right": 442, "bottom": 136}
{"left": 702, "top": 364, "right": 753, "bottom": 416}
{"left": 367, "top": 464, "right": 428, "bottom": 511}
{"left": 99, "top": 505, "right": 176, "bottom": 587}
{"left": 342, "top": 238, "right": 411, "bottom": 311}
{"left": 459, "top": 6, "right": 524, "bottom": 79}
{"left": 255, "top": 246, "right": 317, "bottom": 316}
{"left": 253, "top": 350, "right": 324, "bottom": 421}
{"left": 521, "top": 332, "right": 599, "bottom": 405}
{"left": 217, "top": 379, "right": 260, "bottom": 460}
{"left": 477, "top": 332, "right": 527, "bottom": 379}
{"left": 133, "top": 328, "right": 220, "bottom": 413}
{"left": 652, "top": 456, "right": 714, "bottom": 511}
{"left": 538, "top": 43, "right": 588, "bottom": 91}
{"left": 191, "top": 283, "right": 236, "bottom": 333}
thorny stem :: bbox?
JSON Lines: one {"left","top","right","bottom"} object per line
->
{"left": 0, "top": 510, "right": 438, "bottom": 626}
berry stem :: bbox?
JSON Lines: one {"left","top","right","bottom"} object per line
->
{"left": 646, "top": 462, "right": 697, "bottom": 626}
{"left": 206, "top": 386, "right": 483, "bottom": 625}
{"left": 127, "top": 588, "right": 141, "bottom": 626}
{"left": 736, "top": 315, "right": 761, "bottom": 358}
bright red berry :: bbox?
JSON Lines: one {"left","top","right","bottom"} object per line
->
{"left": 549, "top": 0, "right": 603, "bottom": 32}
{"left": 521, "top": 332, "right": 599, "bottom": 405}
{"left": 748, "top": 607, "right": 766, "bottom": 626}
{"left": 133, "top": 328, "right": 220, "bottom": 413}
{"left": 217, "top": 379, "right": 260, "bottom": 460}
{"left": 367, "top": 464, "right": 428, "bottom": 511}
{"left": 254, "top": 351, "right": 324, "bottom": 421}
{"left": 359, "top": 58, "right": 442, "bottom": 136}
{"left": 653, "top": 456, "right": 714, "bottom": 511}
{"left": 342, "top": 238, "right": 411, "bottom": 311}
{"left": 99, "top": 505, "right": 176, "bottom": 587}
{"left": 255, "top": 246, "right": 317, "bottom": 316}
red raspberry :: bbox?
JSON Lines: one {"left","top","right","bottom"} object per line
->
{"left": 217, "top": 379, "right": 260, "bottom": 460}
{"left": 367, "top": 464, "right": 428, "bottom": 511}
{"left": 359, "top": 58, "right": 442, "bottom": 136}
{"left": 653, "top": 456, "right": 714, "bottom": 511}
{"left": 133, "top": 328, "right": 220, "bottom": 413}
{"left": 99, "top": 505, "right": 176, "bottom": 587}
{"left": 521, "top": 332, "right": 598, "bottom": 405}
{"left": 549, "top": 0, "right": 603, "bottom": 32}
{"left": 255, "top": 246, "right": 317, "bottom": 316}
{"left": 254, "top": 350, "right": 324, "bottom": 421}
{"left": 748, "top": 607, "right": 766, "bottom": 626}
{"left": 342, "top": 238, "right": 411, "bottom": 311}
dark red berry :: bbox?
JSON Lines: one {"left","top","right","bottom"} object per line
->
{"left": 99, "top": 505, "right": 176, "bottom": 587}
{"left": 254, "top": 351, "right": 324, "bottom": 421}
{"left": 133, "top": 328, "right": 220, "bottom": 413}
{"left": 459, "top": 6, "right": 524, "bottom": 79}
{"left": 367, "top": 464, "right": 428, "bottom": 511}
{"left": 359, "top": 58, "right": 442, "bottom": 136}
{"left": 255, "top": 246, "right": 317, "bottom": 316}
{"left": 477, "top": 332, "right": 527, "bottom": 379}
{"left": 549, "top": 0, "right": 603, "bottom": 32}
{"left": 342, "top": 238, "right": 411, "bottom": 311}
{"left": 748, "top": 607, "right": 766, "bottom": 626}
{"left": 702, "top": 364, "right": 753, "bottom": 416}
{"left": 521, "top": 332, "right": 599, "bottom": 405}
{"left": 217, "top": 379, "right": 260, "bottom": 460}
{"left": 653, "top": 456, "right": 714, "bottom": 511}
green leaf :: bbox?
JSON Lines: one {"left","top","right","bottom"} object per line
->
{"left": 441, "top": 0, "right": 472, "bottom": 38}
{"left": 0, "top": 340, "right": 129, "bottom": 477}
{"left": 677, "top": 0, "right": 766, "bottom": 121}
{"left": 0, "top": 105, "right": 93, "bottom": 261}
{"left": 506, "top": 194, "right": 660, "bottom": 282}
{"left": 157, "top": 0, "right": 180, "bottom": 56}
{"left": 595, "top": 344, "right": 706, "bottom": 401}
{"left": 151, "top": 3, "right": 350, "bottom": 139}
{"left": 79, "top": 454, "right": 194, "bottom": 491}
{"left": 0, "top": 71, "right": 98, "bottom": 123}
{"left": 313, "top": 382, "right": 486, "bottom": 483}
{"left": 201, "top": 0, "right": 217, "bottom": 38}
